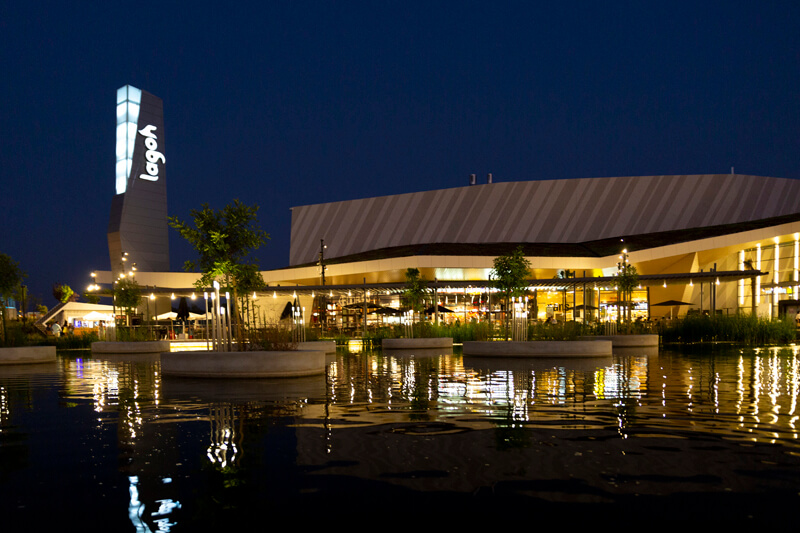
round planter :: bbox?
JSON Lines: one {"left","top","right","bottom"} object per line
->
{"left": 92, "top": 341, "right": 170, "bottom": 354}
{"left": 160, "top": 350, "right": 326, "bottom": 378}
{"left": 462, "top": 340, "right": 612, "bottom": 357}
{"left": 0, "top": 346, "right": 56, "bottom": 365}
{"left": 297, "top": 340, "right": 337, "bottom": 354}
{"left": 382, "top": 338, "right": 453, "bottom": 350}
{"left": 579, "top": 334, "right": 659, "bottom": 347}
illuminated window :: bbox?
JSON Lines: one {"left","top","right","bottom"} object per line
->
{"left": 115, "top": 85, "right": 142, "bottom": 194}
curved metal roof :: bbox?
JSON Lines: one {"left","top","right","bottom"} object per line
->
{"left": 290, "top": 174, "right": 800, "bottom": 265}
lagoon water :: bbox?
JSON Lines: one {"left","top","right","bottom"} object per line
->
{"left": 2, "top": 345, "right": 800, "bottom": 528}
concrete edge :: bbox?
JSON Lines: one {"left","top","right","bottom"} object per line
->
{"left": 382, "top": 338, "right": 454, "bottom": 349}
{"left": 92, "top": 341, "right": 171, "bottom": 354}
{"left": 0, "top": 345, "right": 57, "bottom": 364}
{"left": 579, "top": 335, "right": 660, "bottom": 347}
{"left": 462, "top": 340, "right": 613, "bottom": 357}
{"left": 160, "top": 350, "right": 327, "bottom": 378}
{"left": 297, "top": 340, "right": 338, "bottom": 354}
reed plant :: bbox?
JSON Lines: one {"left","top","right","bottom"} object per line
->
{"left": 248, "top": 326, "right": 297, "bottom": 351}
{"left": 659, "top": 313, "right": 795, "bottom": 345}
{"left": 527, "top": 321, "right": 583, "bottom": 340}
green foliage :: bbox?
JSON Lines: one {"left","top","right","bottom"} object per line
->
{"left": 491, "top": 247, "right": 531, "bottom": 298}
{"left": 168, "top": 200, "right": 269, "bottom": 292}
{"left": 528, "top": 321, "right": 583, "bottom": 340}
{"left": 248, "top": 326, "right": 298, "bottom": 351}
{"left": 115, "top": 327, "right": 156, "bottom": 342}
{"left": 36, "top": 304, "right": 48, "bottom": 316}
{"left": 402, "top": 268, "right": 427, "bottom": 313}
{"left": 44, "top": 332, "right": 100, "bottom": 349}
{"left": 83, "top": 292, "right": 101, "bottom": 304}
{"left": 616, "top": 263, "right": 639, "bottom": 293}
{"left": 0, "top": 253, "right": 26, "bottom": 346}
{"left": 52, "top": 283, "right": 77, "bottom": 304}
{"left": 490, "top": 246, "right": 531, "bottom": 340}
{"left": 0, "top": 253, "right": 24, "bottom": 298}
{"left": 659, "top": 314, "right": 796, "bottom": 345}
{"left": 114, "top": 276, "right": 142, "bottom": 317}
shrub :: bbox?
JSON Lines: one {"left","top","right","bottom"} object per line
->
{"left": 248, "top": 327, "right": 297, "bottom": 351}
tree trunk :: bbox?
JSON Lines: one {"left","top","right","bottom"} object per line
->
{"left": 505, "top": 295, "right": 510, "bottom": 341}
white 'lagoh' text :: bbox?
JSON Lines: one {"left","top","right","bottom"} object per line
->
{"left": 138, "top": 125, "right": 164, "bottom": 181}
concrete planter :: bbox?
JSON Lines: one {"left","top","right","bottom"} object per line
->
{"left": 463, "top": 340, "right": 612, "bottom": 357}
{"left": 161, "top": 350, "right": 326, "bottom": 378}
{"left": 579, "top": 335, "right": 659, "bottom": 347}
{"left": 92, "top": 341, "right": 170, "bottom": 354}
{"left": 0, "top": 346, "right": 56, "bottom": 365}
{"left": 297, "top": 340, "right": 337, "bottom": 354}
{"left": 382, "top": 337, "right": 453, "bottom": 350}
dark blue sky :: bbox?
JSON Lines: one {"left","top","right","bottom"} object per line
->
{"left": 2, "top": 1, "right": 799, "bottom": 305}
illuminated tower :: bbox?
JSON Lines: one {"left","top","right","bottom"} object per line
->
{"left": 107, "top": 85, "right": 169, "bottom": 277}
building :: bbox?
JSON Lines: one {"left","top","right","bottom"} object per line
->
{"left": 97, "top": 115, "right": 800, "bottom": 325}
{"left": 275, "top": 173, "right": 800, "bottom": 323}
{"left": 107, "top": 85, "right": 170, "bottom": 279}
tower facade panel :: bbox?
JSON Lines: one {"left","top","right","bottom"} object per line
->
{"left": 108, "top": 85, "right": 169, "bottom": 276}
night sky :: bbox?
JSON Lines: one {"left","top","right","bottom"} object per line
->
{"left": 2, "top": 1, "right": 799, "bottom": 306}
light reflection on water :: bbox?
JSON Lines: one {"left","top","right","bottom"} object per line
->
{"left": 2, "top": 345, "right": 800, "bottom": 527}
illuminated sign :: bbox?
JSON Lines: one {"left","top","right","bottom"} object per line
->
{"left": 137, "top": 125, "right": 165, "bottom": 182}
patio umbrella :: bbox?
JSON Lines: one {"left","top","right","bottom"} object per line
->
{"left": 652, "top": 300, "right": 694, "bottom": 307}
{"left": 157, "top": 311, "right": 178, "bottom": 320}
{"left": 372, "top": 306, "right": 402, "bottom": 316}
{"left": 569, "top": 304, "right": 599, "bottom": 311}
{"left": 424, "top": 305, "right": 454, "bottom": 314}
{"left": 176, "top": 297, "right": 190, "bottom": 321}
{"left": 343, "top": 302, "right": 381, "bottom": 311}
{"left": 652, "top": 300, "right": 694, "bottom": 319}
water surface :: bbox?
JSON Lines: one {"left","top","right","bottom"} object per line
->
{"left": 2, "top": 345, "right": 800, "bottom": 528}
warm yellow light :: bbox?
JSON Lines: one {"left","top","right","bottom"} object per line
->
{"left": 663, "top": 281, "right": 667, "bottom": 288}
{"left": 273, "top": 291, "right": 277, "bottom": 298}
{"left": 252, "top": 292, "right": 257, "bottom": 299}
{"left": 171, "top": 293, "right": 175, "bottom": 300}
{"left": 150, "top": 293, "right": 155, "bottom": 300}
{"left": 191, "top": 293, "right": 196, "bottom": 299}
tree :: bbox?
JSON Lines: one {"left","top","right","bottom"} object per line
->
{"left": 0, "top": 253, "right": 25, "bottom": 345}
{"left": 14, "top": 284, "right": 28, "bottom": 321}
{"left": 52, "top": 283, "right": 77, "bottom": 304}
{"left": 83, "top": 291, "right": 101, "bottom": 305}
{"left": 616, "top": 263, "right": 639, "bottom": 330}
{"left": 402, "top": 268, "right": 427, "bottom": 325}
{"left": 169, "top": 200, "right": 269, "bottom": 348}
{"left": 490, "top": 246, "right": 531, "bottom": 340}
{"left": 114, "top": 276, "right": 142, "bottom": 324}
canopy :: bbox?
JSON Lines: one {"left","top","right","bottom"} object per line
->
{"left": 82, "top": 311, "right": 113, "bottom": 321}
